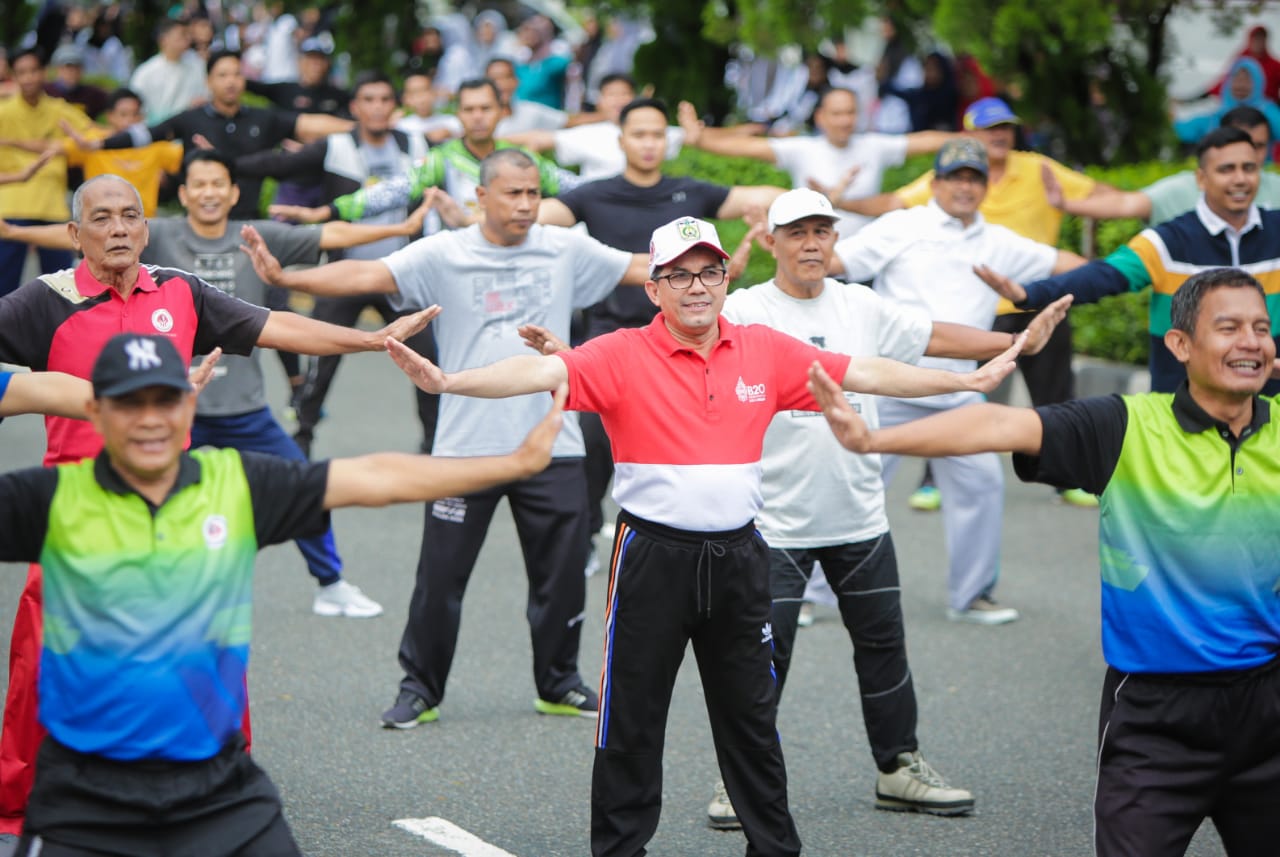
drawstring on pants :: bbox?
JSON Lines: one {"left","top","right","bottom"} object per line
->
{"left": 696, "top": 539, "right": 727, "bottom": 617}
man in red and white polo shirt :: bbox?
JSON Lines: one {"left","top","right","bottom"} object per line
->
{"left": 386, "top": 215, "right": 1026, "bottom": 857}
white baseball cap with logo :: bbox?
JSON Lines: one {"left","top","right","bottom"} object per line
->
{"left": 767, "top": 188, "right": 839, "bottom": 231}
{"left": 648, "top": 217, "right": 729, "bottom": 277}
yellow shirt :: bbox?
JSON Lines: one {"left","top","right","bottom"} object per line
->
{"left": 896, "top": 150, "right": 1095, "bottom": 311}
{"left": 64, "top": 136, "right": 184, "bottom": 217}
{"left": 0, "top": 95, "right": 96, "bottom": 220}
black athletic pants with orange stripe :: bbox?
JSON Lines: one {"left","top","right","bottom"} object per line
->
{"left": 591, "top": 510, "right": 801, "bottom": 857}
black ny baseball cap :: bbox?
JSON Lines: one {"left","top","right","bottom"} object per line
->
{"left": 92, "top": 334, "right": 192, "bottom": 398}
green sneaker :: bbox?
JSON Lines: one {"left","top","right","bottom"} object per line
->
{"left": 381, "top": 690, "right": 438, "bottom": 729}
{"left": 1060, "top": 488, "right": 1100, "bottom": 508}
{"left": 535, "top": 683, "right": 599, "bottom": 718}
{"left": 908, "top": 485, "right": 941, "bottom": 512}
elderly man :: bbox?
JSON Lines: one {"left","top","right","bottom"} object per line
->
{"left": 0, "top": 333, "right": 565, "bottom": 857}
{"left": 242, "top": 149, "right": 651, "bottom": 729}
{"left": 0, "top": 173, "right": 434, "bottom": 837}
{"left": 701, "top": 188, "right": 1072, "bottom": 826}
{"left": 809, "top": 267, "right": 1280, "bottom": 857}
{"left": 828, "top": 138, "right": 1086, "bottom": 624}
{"left": 382, "top": 212, "right": 1025, "bottom": 857}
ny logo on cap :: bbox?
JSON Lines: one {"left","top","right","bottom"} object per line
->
{"left": 677, "top": 218, "right": 701, "bottom": 240}
{"left": 124, "top": 338, "right": 162, "bottom": 372}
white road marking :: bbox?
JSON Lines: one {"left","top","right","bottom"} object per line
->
{"left": 393, "top": 817, "right": 520, "bottom": 857}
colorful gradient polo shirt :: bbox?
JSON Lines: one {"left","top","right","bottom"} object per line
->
{"left": 556, "top": 314, "right": 851, "bottom": 532}
{"left": 0, "top": 449, "right": 329, "bottom": 760}
{"left": 0, "top": 263, "right": 268, "bottom": 465}
{"left": 1014, "top": 386, "right": 1280, "bottom": 673}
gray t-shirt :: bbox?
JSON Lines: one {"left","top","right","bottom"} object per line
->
{"left": 144, "top": 218, "right": 322, "bottom": 416}
{"left": 381, "top": 223, "right": 631, "bottom": 457}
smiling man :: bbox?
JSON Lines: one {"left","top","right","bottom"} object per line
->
{"left": 241, "top": 148, "right": 651, "bottom": 730}
{"left": 379, "top": 213, "right": 1029, "bottom": 857}
{"left": 827, "top": 138, "right": 1085, "bottom": 625}
{"left": 0, "top": 333, "right": 565, "bottom": 857}
{"left": 0, "top": 149, "right": 435, "bottom": 619}
{"left": 809, "top": 267, "right": 1280, "bottom": 857}
{"left": 976, "top": 125, "right": 1280, "bottom": 395}
{"left": 0, "top": 172, "right": 435, "bottom": 836}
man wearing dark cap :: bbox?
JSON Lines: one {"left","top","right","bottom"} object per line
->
{"left": 841, "top": 96, "right": 1121, "bottom": 511}
{"left": 0, "top": 333, "right": 566, "bottom": 857}
{"left": 828, "top": 138, "right": 1086, "bottom": 624}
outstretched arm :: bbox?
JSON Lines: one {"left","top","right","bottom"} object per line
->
{"left": 257, "top": 306, "right": 439, "bottom": 356}
{"left": 537, "top": 198, "right": 578, "bottom": 226}
{"left": 831, "top": 190, "right": 906, "bottom": 217}
{"left": 677, "top": 100, "right": 777, "bottom": 162}
{"left": 316, "top": 193, "right": 437, "bottom": 249}
{"left": 1042, "top": 163, "right": 1152, "bottom": 220}
{"left": 716, "top": 185, "right": 786, "bottom": 220}
{"left": 926, "top": 295, "right": 1073, "bottom": 359}
{"left": 0, "top": 148, "right": 59, "bottom": 185}
{"left": 500, "top": 129, "right": 557, "bottom": 153}
{"left": 386, "top": 337, "right": 568, "bottom": 397}
{"left": 808, "top": 362, "right": 1045, "bottom": 456}
{"left": 0, "top": 372, "right": 93, "bottom": 419}
{"left": 241, "top": 224, "right": 401, "bottom": 296}
{"left": 0, "top": 218, "right": 74, "bottom": 249}
{"left": 842, "top": 334, "right": 1026, "bottom": 397}
{"left": 903, "top": 130, "right": 956, "bottom": 156}
{"left": 293, "top": 113, "right": 355, "bottom": 142}
{"left": 324, "top": 384, "right": 566, "bottom": 508}
{"left": 0, "top": 351, "right": 222, "bottom": 418}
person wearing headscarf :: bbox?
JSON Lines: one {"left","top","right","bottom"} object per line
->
{"left": 1209, "top": 25, "right": 1280, "bottom": 104}
{"left": 1176, "top": 56, "right": 1280, "bottom": 144}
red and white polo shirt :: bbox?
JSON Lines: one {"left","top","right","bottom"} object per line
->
{"left": 0, "top": 263, "right": 267, "bottom": 465}
{"left": 557, "top": 314, "right": 851, "bottom": 531}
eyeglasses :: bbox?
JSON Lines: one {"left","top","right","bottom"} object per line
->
{"left": 654, "top": 267, "right": 727, "bottom": 290}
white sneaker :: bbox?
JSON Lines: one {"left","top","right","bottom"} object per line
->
{"left": 876, "top": 751, "right": 974, "bottom": 816}
{"left": 313, "top": 580, "right": 383, "bottom": 618}
{"left": 584, "top": 549, "right": 601, "bottom": 578}
{"left": 706, "top": 778, "right": 741, "bottom": 830}
{"left": 945, "top": 596, "right": 1019, "bottom": 625}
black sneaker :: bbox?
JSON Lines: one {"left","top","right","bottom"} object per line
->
{"left": 534, "top": 683, "right": 599, "bottom": 718}
{"left": 381, "top": 690, "right": 438, "bottom": 729}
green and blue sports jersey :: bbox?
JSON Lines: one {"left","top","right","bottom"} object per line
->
{"left": 39, "top": 449, "right": 258, "bottom": 760}
{"left": 1099, "top": 394, "right": 1280, "bottom": 673}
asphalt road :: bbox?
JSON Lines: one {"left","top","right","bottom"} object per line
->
{"left": 0, "top": 349, "right": 1227, "bottom": 857}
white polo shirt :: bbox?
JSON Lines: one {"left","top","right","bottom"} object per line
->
{"left": 556, "top": 315, "right": 851, "bottom": 531}
{"left": 835, "top": 199, "right": 1056, "bottom": 407}
{"left": 723, "top": 279, "right": 932, "bottom": 546}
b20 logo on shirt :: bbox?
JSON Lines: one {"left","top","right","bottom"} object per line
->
{"left": 203, "top": 515, "right": 229, "bottom": 550}
{"left": 735, "top": 376, "right": 767, "bottom": 404}
{"left": 151, "top": 308, "right": 174, "bottom": 333}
